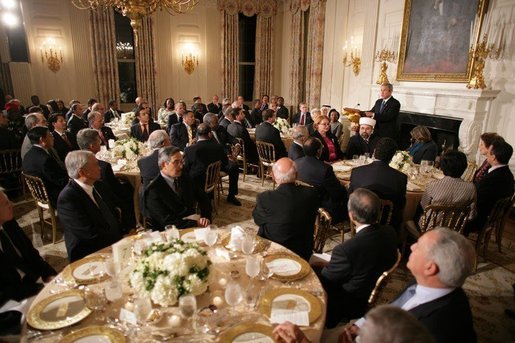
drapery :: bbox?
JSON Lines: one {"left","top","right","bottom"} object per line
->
{"left": 221, "top": 9, "right": 239, "bottom": 101}
{"left": 89, "top": 7, "right": 119, "bottom": 106}
{"left": 254, "top": 15, "right": 273, "bottom": 99}
{"left": 135, "top": 17, "right": 158, "bottom": 113}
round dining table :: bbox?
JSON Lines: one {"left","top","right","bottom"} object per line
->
{"left": 22, "top": 227, "right": 327, "bottom": 342}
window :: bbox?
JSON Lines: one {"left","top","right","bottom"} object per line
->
{"left": 4, "top": 1, "right": 29, "bottom": 62}
{"left": 238, "top": 14, "right": 256, "bottom": 101}
{"left": 114, "top": 12, "right": 136, "bottom": 103}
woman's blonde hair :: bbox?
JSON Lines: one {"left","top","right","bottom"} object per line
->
{"left": 410, "top": 125, "right": 432, "bottom": 142}
{"left": 314, "top": 114, "right": 330, "bottom": 129}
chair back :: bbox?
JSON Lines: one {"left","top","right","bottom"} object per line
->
{"left": 368, "top": 249, "right": 402, "bottom": 306}
{"left": 0, "top": 149, "right": 22, "bottom": 175}
{"left": 461, "top": 160, "right": 477, "bottom": 182}
{"left": 22, "top": 172, "right": 52, "bottom": 208}
{"left": 477, "top": 195, "right": 514, "bottom": 255}
{"left": 204, "top": 161, "right": 221, "bottom": 194}
{"left": 235, "top": 137, "right": 245, "bottom": 162}
{"left": 419, "top": 204, "right": 471, "bottom": 234}
{"left": 313, "top": 208, "right": 332, "bottom": 253}
{"left": 256, "top": 141, "right": 276, "bottom": 166}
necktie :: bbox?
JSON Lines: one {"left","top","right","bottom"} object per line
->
{"left": 61, "top": 133, "right": 72, "bottom": 148}
{"left": 474, "top": 160, "right": 490, "bottom": 183}
{"left": 300, "top": 113, "right": 305, "bottom": 126}
{"left": 141, "top": 124, "right": 149, "bottom": 141}
{"left": 380, "top": 100, "right": 386, "bottom": 113}
{"left": 187, "top": 126, "right": 193, "bottom": 142}
{"left": 173, "top": 178, "right": 182, "bottom": 197}
{"left": 98, "top": 130, "right": 107, "bottom": 145}
{"left": 93, "top": 188, "right": 119, "bottom": 232}
{"left": 212, "top": 131, "right": 221, "bottom": 144}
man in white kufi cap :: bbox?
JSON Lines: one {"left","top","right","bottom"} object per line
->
{"left": 345, "top": 117, "right": 379, "bottom": 159}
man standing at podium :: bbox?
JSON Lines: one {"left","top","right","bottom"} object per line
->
{"left": 363, "top": 83, "right": 400, "bottom": 140}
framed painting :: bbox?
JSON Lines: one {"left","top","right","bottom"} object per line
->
{"left": 397, "top": 0, "right": 489, "bottom": 82}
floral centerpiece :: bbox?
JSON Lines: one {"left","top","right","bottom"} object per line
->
{"left": 389, "top": 150, "right": 412, "bottom": 174}
{"left": 113, "top": 137, "right": 146, "bottom": 160}
{"left": 273, "top": 117, "right": 290, "bottom": 134}
{"left": 121, "top": 111, "right": 135, "bottom": 126}
{"left": 129, "top": 240, "right": 212, "bottom": 307}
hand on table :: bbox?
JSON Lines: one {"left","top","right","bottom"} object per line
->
{"left": 197, "top": 218, "right": 210, "bottom": 227}
{"left": 273, "top": 321, "right": 311, "bottom": 343}
{"left": 338, "top": 324, "right": 360, "bottom": 343}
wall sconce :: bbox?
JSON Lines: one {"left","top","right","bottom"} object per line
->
{"left": 343, "top": 36, "right": 361, "bottom": 76}
{"left": 40, "top": 38, "right": 63, "bottom": 73}
{"left": 467, "top": 34, "right": 502, "bottom": 89}
{"left": 181, "top": 42, "right": 199, "bottom": 75}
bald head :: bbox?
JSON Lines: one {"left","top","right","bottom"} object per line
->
{"left": 272, "top": 158, "right": 297, "bottom": 185}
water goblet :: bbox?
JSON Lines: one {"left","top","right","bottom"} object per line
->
{"left": 134, "top": 298, "right": 152, "bottom": 325}
{"left": 241, "top": 233, "right": 256, "bottom": 255}
{"left": 179, "top": 294, "right": 197, "bottom": 333}
{"left": 104, "top": 257, "right": 117, "bottom": 277}
{"left": 84, "top": 288, "right": 107, "bottom": 322}
{"left": 104, "top": 280, "right": 123, "bottom": 302}
{"left": 420, "top": 160, "right": 429, "bottom": 174}
{"left": 359, "top": 155, "right": 367, "bottom": 166}
{"left": 224, "top": 282, "right": 243, "bottom": 313}
{"left": 204, "top": 228, "right": 218, "bottom": 248}
{"left": 352, "top": 155, "right": 359, "bottom": 164}
{"left": 245, "top": 255, "right": 261, "bottom": 280}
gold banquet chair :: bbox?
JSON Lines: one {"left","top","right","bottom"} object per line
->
{"left": 368, "top": 249, "right": 402, "bottom": 307}
{"left": 234, "top": 138, "right": 251, "bottom": 181}
{"left": 22, "top": 172, "right": 62, "bottom": 244}
{"left": 313, "top": 208, "right": 332, "bottom": 253}
{"left": 476, "top": 195, "right": 514, "bottom": 257}
{"left": 0, "top": 149, "right": 26, "bottom": 198}
{"left": 204, "top": 161, "right": 221, "bottom": 214}
{"left": 461, "top": 160, "right": 477, "bottom": 183}
{"left": 256, "top": 140, "right": 276, "bottom": 189}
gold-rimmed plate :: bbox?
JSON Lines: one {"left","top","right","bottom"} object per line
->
{"left": 59, "top": 326, "right": 126, "bottom": 343}
{"left": 219, "top": 323, "right": 274, "bottom": 342}
{"left": 62, "top": 255, "right": 110, "bottom": 285}
{"left": 258, "top": 288, "right": 323, "bottom": 324}
{"left": 221, "top": 234, "right": 268, "bottom": 253}
{"left": 27, "top": 289, "right": 92, "bottom": 330}
{"left": 264, "top": 253, "right": 310, "bottom": 282}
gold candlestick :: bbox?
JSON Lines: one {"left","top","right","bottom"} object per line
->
{"left": 375, "top": 49, "right": 396, "bottom": 85}
{"left": 467, "top": 34, "right": 502, "bottom": 90}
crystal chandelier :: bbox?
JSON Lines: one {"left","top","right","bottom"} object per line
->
{"left": 72, "top": 0, "right": 199, "bottom": 45}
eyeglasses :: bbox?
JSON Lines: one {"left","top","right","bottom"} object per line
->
{"left": 170, "top": 159, "right": 184, "bottom": 166}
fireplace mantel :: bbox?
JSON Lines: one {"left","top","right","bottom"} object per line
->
{"left": 370, "top": 85, "right": 500, "bottom": 159}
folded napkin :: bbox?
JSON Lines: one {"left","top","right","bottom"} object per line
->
{"left": 227, "top": 226, "right": 245, "bottom": 250}
{"left": 270, "top": 298, "right": 310, "bottom": 326}
{"left": 332, "top": 165, "right": 352, "bottom": 172}
{"left": 407, "top": 181, "right": 423, "bottom": 192}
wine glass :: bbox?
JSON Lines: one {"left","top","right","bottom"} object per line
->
{"left": 104, "top": 280, "right": 123, "bottom": 302}
{"left": 104, "top": 257, "right": 117, "bottom": 277}
{"left": 224, "top": 282, "right": 243, "bottom": 313}
{"left": 179, "top": 294, "right": 197, "bottom": 333}
{"left": 241, "top": 233, "right": 256, "bottom": 255}
{"left": 84, "top": 288, "right": 107, "bottom": 322}
{"left": 134, "top": 298, "right": 152, "bottom": 325}
{"left": 352, "top": 155, "right": 359, "bottom": 164}
{"left": 204, "top": 228, "right": 218, "bottom": 248}
{"left": 359, "top": 155, "right": 367, "bottom": 165}
{"left": 245, "top": 255, "right": 261, "bottom": 280}
{"left": 420, "top": 160, "right": 429, "bottom": 174}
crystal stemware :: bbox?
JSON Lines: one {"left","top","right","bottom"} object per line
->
{"left": 224, "top": 282, "right": 243, "bottom": 313}
{"left": 179, "top": 294, "right": 197, "bottom": 333}
{"left": 241, "top": 233, "right": 256, "bottom": 255}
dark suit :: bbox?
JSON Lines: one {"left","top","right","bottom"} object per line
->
{"left": 95, "top": 126, "right": 117, "bottom": 147}
{"left": 138, "top": 149, "right": 160, "bottom": 189}
{"left": 219, "top": 117, "right": 232, "bottom": 130}
{"left": 130, "top": 122, "right": 160, "bottom": 142}
{"left": 104, "top": 109, "right": 121, "bottom": 123}
{"left": 170, "top": 122, "right": 196, "bottom": 151}
{"left": 207, "top": 102, "right": 222, "bottom": 114}
{"left": 212, "top": 126, "right": 238, "bottom": 155}
{"left": 292, "top": 112, "right": 312, "bottom": 126}
{"left": 349, "top": 160, "right": 407, "bottom": 231}
{"left": 227, "top": 121, "right": 258, "bottom": 163}
{"left": 288, "top": 142, "right": 304, "bottom": 161}
{"left": 253, "top": 183, "right": 320, "bottom": 261}
{"left": 22, "top": 145, "right": 69, "bottom": 207}
{"left": 67, "top": 114, "right": 88, "bottom": 136}
{"left": 0, "top": 127, "right": 18, "bottom": 149}
{"left": 312, "top": 131, "right": 343, "bottom": 162}
{"left": 248, "top": 109, "right": 262, "bottom": 127}
{"left": 255, "top": 122, "right": 287, "bottom": 159}
{"left": 276, "top": 106, "right": 289, "bottom": 120}
{"left": 52, "top": 130, "right": 78, "bottom": 162}
{"left": 409, "top": 140, "right": 438, "bottom": 164}
{"left": 191, "top": 103, "right": 208, "bottom": 122}
{"left": 295, "top": 156, "right": 348, "bottom": 224}
{"left": 367, "top": 97, "right": 401, "bottom": 139}
{"left": 318, "top": 224, "right": 397, "bottom": 327}
{"left": 145, "top": 173, "right": 212, "bottom": 231}
{"left": 166, "top": 113, "right": 181, "bottom": 133}
{"left": 57, "top": 180, "right": 122, "bottom": 261}
{"left": 184, "top": 139, "right": 239, "bottom": 197}
{"left": 345, "top": 134, "right": 379, "bottom": 159}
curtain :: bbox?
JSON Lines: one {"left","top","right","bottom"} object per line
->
{"left": 89, "top": 7, "right": 119, "bottom": 106}
{"left": 253, "top": 1, "right": 276, "bottom": 99}
{"left": 135, "top": 17, "right": 158, "bottom": 114}
{"left": 221, "top": 11, "right": 239, "bottom": 101}
{"left": 305, "top": 0, "right": 326, "bottom": 108}
{"left": 289, "top": 0, "right": 306, "bottom": 108}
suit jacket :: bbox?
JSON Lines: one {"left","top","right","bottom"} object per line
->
{"left": 368, "top": 97, "right": 401, "bottom": 139}
{"left": 312, "top": 131, "right": 343, "bottom": 162}
{"left": 212, "top": 126, "right": 238, "bottom": 152}
{"left": 253, "top": 183, "right": 320, "bottom": 261}
{"left": 0, "top": 219, "right": 57, "bottom": 304}
{"left": 184, "top": 139, "right": 229, "bottom": 188}
{"left": 276, "top": 106, "right": 289, "bottom": 120}
{"left": 255, "top": 122, "right": 287, "bottom": 159}
{"left": 145, "top": 173, "right": 212, "bottom": 231}
{"left": 249, "top": 109, "right": 262, "bottom": 127}
{"left": 410, "top": 140, "right": 438, "bottom": 164}
{"left": 52, "top": 130, "right": 78, "bottom": 162}
{"left": 57, "top": 180, "right": 122, "bottom": 261}
{"left": 295, "top": 156, "right": 348, "bottom": 223}
{"left": 22, "top": 145, "right": 69, "bottom": 207}
{"left": 219, "top": 117, "right": 232, "bottom": 130}
{"left": 130, "top": 122, "right": 160, "bottom": 142}
{"left": 288, "top": 142, "right": 305, "bottom": 161}
{"left": 349, "top": 160, "right": 407, "bottom": 231}
{"left": 171, "top": 122, "right": 196, "bottom": 151}
{"left": 67, "top": 114, "right": 88, "bottom": 136}
{"left": 227, "top": 121, "right": 258, "bottom": 163}
{"left": 207, "top": 102, "right": 222, "bottom": 114}
{"left": 345, "top": 134, "right": 379, "bottom": 159}
{"left": 104, "top": 109, "right": 121, "bottom": 123}
{"left": 166, "top": 112, "right": 181, "bottom": 133}
{"left": 0, "top": 127, "right": 18, "bottom": 150}
{"left": 138, "top": 149, "right": 160, "bottom": 189}
{"left": 292, "top": 112, "right": 312, "bottom": 126}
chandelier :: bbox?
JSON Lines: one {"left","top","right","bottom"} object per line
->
{"left": 72, "top": 0, "right": 199, "bottom": 45}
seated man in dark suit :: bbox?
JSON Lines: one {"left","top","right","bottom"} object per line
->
{"left": 349, "top": 137, "right": 407, "bottom": 233}
{"left": 465, "top": 140, "right": 514, "bottom": 235}
{"left": 103, "top": 99, "right": 121, "bottom": 123}
{"left": 345, "top": 227, "right": 477, "bottom": 343}
{"left": 207, "top": 95, "right": 222, "bottom": 115}
{"left": 288, "top": 125, "right": 308, "bottom": 161}
{"left": 88, "top": 111, "right": 116, "bottom": 146}
{"left": 170, "top": 110, "right": 197, "bottom": 150}
{"left": 67, "top": 103, "right": 88, "bottom": 136}
{"left": 77, "top": 129, "right": 135, "bottom": 232}
{"left": 253, "top": 158, "right": 320, "bottom": 261}
{"left": 346, "top": 117, "right": 379, "bottom": 159}
{"left": 130, "top": 105, "right": 160, "bottom": 142}
{"left": 255, "top": 109, "right": 287, "bottom": 159}
{"left": 219, "top": 107, "right": 234, "bottom": 129}
{"left": 276, "top": 96, "right": 289, "bottom": 120}
{"left": 145, "top": 146, "right": 212, "bottom": 231}
{"left": 0, "top": 190, "right": 57, "bottom": 336}
{"left": 58, "top": 150, "right": 122, "bottom": 261}
{"left": 21, "top": 126, "right": 69, "bottom": 207}
{"left": 203, "top": 112, "right": 239, "bottom": 156}
{"left": 49, "top": 113, "right": 78, "bottom": 162}
{"left": 292, "top": 102, "right": 311, "bottom": 126}
{"left": 166, "top": 102, "right": 185, "bottom": 134}
{"left": 313, "top": 188, "right": 397, "bottom": 328}
{"left": 227, "top": 107, "right": 258, "bottom": 164}
{"left": 138, "top": 130, "right": 172, "bottom": 189}
{"left": 296, "top": 137, "right": 348, "bottom": 224}
{"left": 184, "top": 124, "right": 241, "bottom": 206}
{"left": 0, "top": 113, "right": 19, "bottom": 149}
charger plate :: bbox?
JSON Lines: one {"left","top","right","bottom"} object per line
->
{"left": 59, "top": 326, "right": 125, "bottom": 343}
{"left": 62, "top": 255, "right": 109, "bottom": 285}
{"left": 221, "top": 234, "right": 268, "bottom": 253}
{"left": 258, "top": 288, "right": 322, "bottom": 324}
{"left": 219, "top": 323, "right": 274, "bottom": 342}
{"left": 264, "top": 253, "right": 310, "bottom": 282}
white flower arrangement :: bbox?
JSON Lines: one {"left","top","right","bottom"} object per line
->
{"left": 273, "top": 117, "right": 290, "bottom": 134}
{"left": 113, "top": 137, "right": 146, "bottom": 160}
{"left": 129, "top": 240, "right": 212, "bottom": 307}
{"left": 389, "top": 150, "right": 412, "bottom": 174}
{"left": 121, "top": 111, "right": 135, "bottom": 126}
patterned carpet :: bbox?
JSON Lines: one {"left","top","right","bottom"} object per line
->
{"left": 11, "top": 174, "right": 515, "bottom": 342}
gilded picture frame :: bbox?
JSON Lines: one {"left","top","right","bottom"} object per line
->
{"left": 397, "top": 0, "right": 489, "bottom": 82}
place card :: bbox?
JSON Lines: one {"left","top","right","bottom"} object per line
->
{"left": 266, "top": 259, "right": 301, "bottom": 275}
{"left": 112, "top": 239, "right": 132, "bottom": 267}
{"left": 311, "top": 253, "right": 332, "bottom": 263}
{"left": 270, "top": 309, "right": 309, "bottom": 326}
{"left": 119, "top": 308, "right": 137, "bottom": 326}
